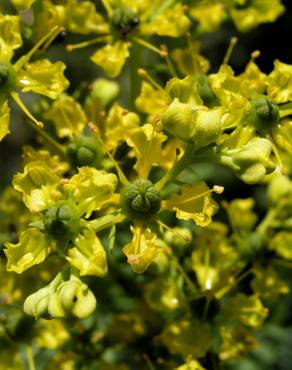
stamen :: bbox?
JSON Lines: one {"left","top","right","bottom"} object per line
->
{"left": 160, "top": 44, "right": 177, "bottom": 77}
{"left": 133, "top": 37, "right": 165, "bottom": 57}
{"left": 66, "top": 36, "right": 110, "bottom": 52}
{"left": 14, "top": 26, "right": 63, "bottom": 72}
{"left": 155, "top": 148, "right": 181, "bottom": 191}
{"left": 10, "top": 91, "right": 43, "bottom": 128}
{"left": 223, "top": 36, "right": 238, "bottom": 65}
{"left": 89, "top": 122, "right": 129, "bottom": 186}
{"left": 158, "top": 220, "right": 191, "bottom": 242}
{"left": 137, "top": 68, "right": 163, "bottom": 90}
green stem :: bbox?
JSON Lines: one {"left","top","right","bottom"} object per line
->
{"left": 25, "top": 345, "right": 36, "bottom": 370}
{"left": 130, "top": 43, "right": 141, "bottom": 110}
{"left": 155, "top": 145, "right": 218, "bottom": 191}
{"left": 256, "top": 208, "right": 278, "bottom": 239}
{"left": 88, "top": 214, "right": 126, "bottom": 232}
{"left": 173, "top": 257, "right": 197, "bottom": 294}
{"left": 14, "top": 26, "right": 61, "bottom": 71}
{"left": 273, "top": 259, "right": 292, "bottom": 269}
{"left": 143, "top": 354, "right": 156, "bottom": 370}
{"left": 216, "top": 268, "right": 252, "bottom": 299}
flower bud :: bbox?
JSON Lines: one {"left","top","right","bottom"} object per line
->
{"left": 161, "top": 98, "right": 196, "bottom": 141}
{"left": 220, "top": 138, "right": 276, "bottom": 184}
{"left": 249, "top": 96, "right": 279, "bottom": 131}
{"left": 120, "top": 179, "right": 161, "bottom": 220}
{"left": 44, "top": 200, "right": 80, "bottom": 240}
{"left": 267, "top": 174, "right": 292, "bottom": 204}
{"left": 90, "top": 78, "right": 119, "bottom": 108}
{"left": 67, "top": 135, "right": 103, "bottom": 168}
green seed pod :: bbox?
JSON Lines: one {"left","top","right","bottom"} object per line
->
{"left": 0, "top": 61, "right": 16, "bottom": 94}
{"left": 111, "top": 6, "right": 139, "bottom": 39}
{"left": 44, "top": 200, "right": 80, "bottom": 240}
{"left": 249, "top": 96, "right": 279, "bottom": 131}
{"left": 161, "top": 98, "right": 196, "bottom": 141}
{"left": 196, "top": 75, "right": 218, "bottom": 107}
{"left": 56, "top": 277, "right": 97, "bottom": 319}
{"left": 67, "top": 135, "right": 103, "bottom": 168}
{"left": 120, "top": 179, "right": 161, "bottom": 220}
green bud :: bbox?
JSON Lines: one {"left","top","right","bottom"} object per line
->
{"left": 90, "top": 78, "right": 120, "bottom": 108}
{"left": 162, "top": 98, "right": 196, "bottom": 141}
{"left": 0, "top": 62, "right": 16, "bottom": 94}
{"left": 196, "top": 75, "right": 218, "bottom": 107}
{"left": 44, "top": 200, "right": 80, "bottom": 240}
{"left": 67, "top": 135, "right": 103, "bottom": 168}
{"left": 120, "top": 179, "right": 161, "bottom": 220}
{"left": 267, "top": 174, "right": 292, "bottom": 204}
{"left": 250, "top": 96, "right": 279, "bottom": 131}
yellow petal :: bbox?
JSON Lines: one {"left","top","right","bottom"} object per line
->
{"left": 124, "top": 123, "right": 167, "bottom": 178}
{"left": 135, "top": 82, "right": 168, "bottom": 115}
{"left": 164, "top": 182, "right": 219, "bottom": 227}
{"left": 91, "top": 41, "right": 130, "bottom": 77}
{"left": 0, "top": 13, "right": 22, "bottom": 61}
{"left": 44, "top": 94, "right": 87, "bottom": 138}
{"left": 67, "top": 228, "right": 108, "bottom": 277}
{"left": 4, "top": 228, "right": 54, "bottom": 273}
{"left": 64, "top": 167, "right": 118, "bottom": 217}
{"left": 123, "top": 225, "right": 160, "bottom": 273}
{"left": 18, "top": 60, "right": 69, "bottom": 99}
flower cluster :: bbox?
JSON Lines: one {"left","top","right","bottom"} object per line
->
{"left": 0, "top": 0, "right": 292, "bottom": 369}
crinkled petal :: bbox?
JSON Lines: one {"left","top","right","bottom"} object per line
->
{"left": 67, "top": 228, "right": 108, "bottom": 277}
{"left": 91, "top": 41, "right": 130, "bottom": 78}
{"left": 44, "top": 94, "right": 87, "bottom": 138}
{"left": 12, "top": 161, "right": 61, "bottom": 212}
{"left": 123, "top": 225, "right": 160, "bottom": 273}
{"left": 124, "top": 123, "right": 167, "bottom": 178}
{"left": 18, "top": 60, "right": 69, "bottom": 99}
{"left": 164, "top": 182, "right": 219, "bottom": 227}
{"left": 142, "top": 4, "right": 190, "bottom": 37}
{"left": 66, "top": 0, "right": 108, "bottom": 34}
{"left": 64, "top": 167, "right": 118, "bottom": 217}
{"left": 4, "top": 228, "right": 54, "bottom": 273}
{"left": 0, "top": 13, "right": 22, "bottom": 61}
